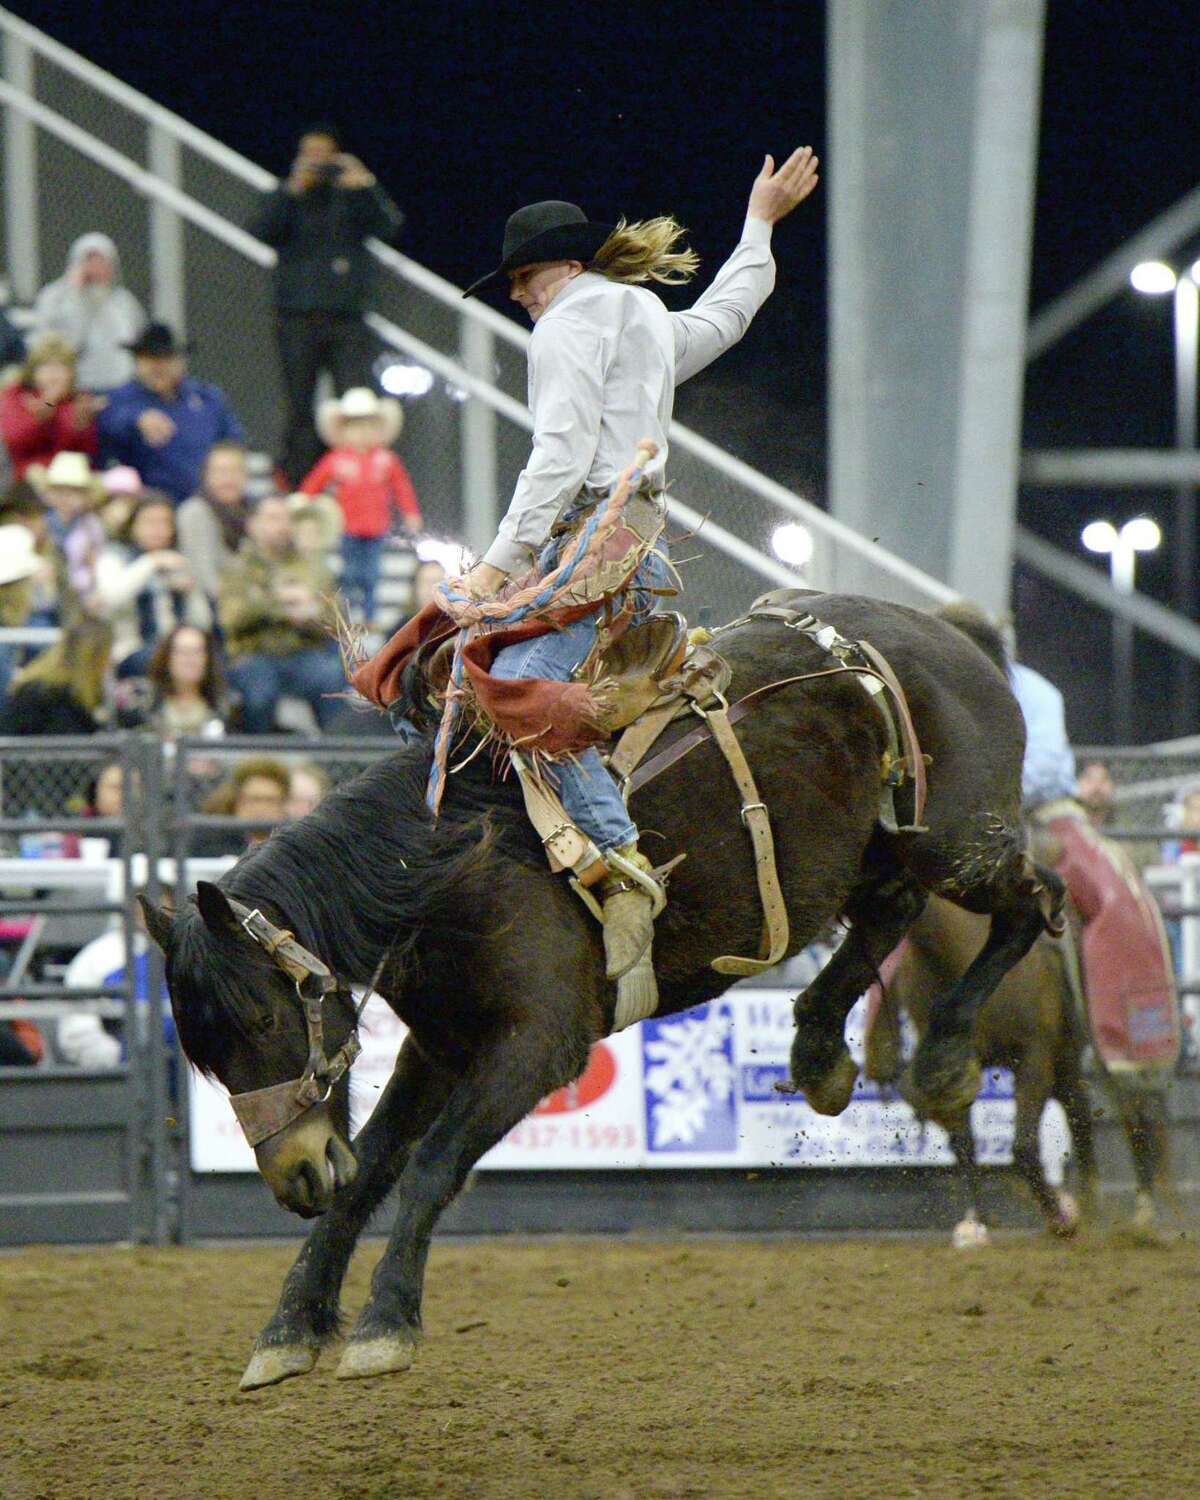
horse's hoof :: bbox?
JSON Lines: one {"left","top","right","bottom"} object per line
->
{"left": 800, "top": 1048, "right": 859, "bottom": 1117}
{"left": 1050, "top": 1191, "right": 1080, "bottom": 1238}
{"left": 905, "top": 1037, "right": 983, "bottom": 1127}
{"left": 239, "top": 1342, "right": 319, "bottom": 1391}
{"left": 785, "top": 1043, "right": 858, "bottom": 1117}
{"left": 335, "top": 1332, "right": 419, "bottom": 1381}
{"left": 951, "top": 1216, "right": 990, "bottom": 1251}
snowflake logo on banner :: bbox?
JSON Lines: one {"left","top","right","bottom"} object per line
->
{"left": 642, "top": 1002, "right": 737, "bottom": 1152}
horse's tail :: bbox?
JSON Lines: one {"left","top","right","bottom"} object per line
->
{"left": 935, "top": 601, "right": 1009, "bottom": 676}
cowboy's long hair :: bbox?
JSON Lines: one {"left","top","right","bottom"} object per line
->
{"left": 590, "top": 216, "right": 699, "bottom": 285}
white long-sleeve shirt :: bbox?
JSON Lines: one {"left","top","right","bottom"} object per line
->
{"left": 483, "top": 217, "right": 777, "bottom": 573}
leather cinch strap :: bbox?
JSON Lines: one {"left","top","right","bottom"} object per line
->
{"left": 703, "top": 705, "right": 790, "bottom": 976}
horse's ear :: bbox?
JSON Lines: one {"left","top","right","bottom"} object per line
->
{"left": 137, "top": 895, "right": 174, "bottom": 953}
{"left": 196, "top": 881, "right": 241, "bottom": 937}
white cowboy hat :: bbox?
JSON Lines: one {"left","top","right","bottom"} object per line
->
{"left": 0, "top": 523, "right": 42, "bottom": 586}
{"left": 27, "top": 450, "right": 106, "bottom": 506}
{"left": 316, "top": 386, "right": 403, "bottom": 448}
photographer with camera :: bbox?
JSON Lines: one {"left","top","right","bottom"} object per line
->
{"left": 250, "top": 125, "right": 404, "bottom": 485}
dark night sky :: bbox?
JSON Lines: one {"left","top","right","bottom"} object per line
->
{"left": 11, "top": 0, "right": 1200, "bottom": 738}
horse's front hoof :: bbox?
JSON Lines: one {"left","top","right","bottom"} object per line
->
{"left": 784, "top": 1040, "right": 859, "bottom": 1117}
{"left": 335, "top": 1331, "right": 419, "bottom": 1381}
{"left": 239, "top": 1341, "right": 320, "bottom": 1391}
{"left": 802, "top": 1048, "right": 859, "bottom": 1117}
{"left": 904, "top": 1036, "right": 982, "bottom": 1127}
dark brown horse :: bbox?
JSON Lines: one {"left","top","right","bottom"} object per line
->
{"left": 142, "top": 590, "right": 1063, "bottom": 1387}
{"left": 864, "top": 895, "right": 1171, "bottom": 1244}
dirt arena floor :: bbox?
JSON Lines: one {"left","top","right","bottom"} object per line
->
{"left": 2, "top": 1229, "right": 1197, "bottom": 1500}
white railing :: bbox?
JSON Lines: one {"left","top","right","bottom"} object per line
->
{"left": 0, "top": 6, "right": 954, "bottom": 620}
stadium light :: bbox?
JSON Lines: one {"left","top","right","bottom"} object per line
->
{"left": 1081, "top": 520, "right": 1119, "bottom": 554}
{"left": 414, "top": 535, "right": 471, "bottom": 575}
{"left": 1120, "top": 516, "right": 1162, "bottom": 553}
{"left": 1127, "top": 263, "right": 1199, "bottom": 733}
{"left": 1082, "top": 517, "right": 1161, "bottom": 742}
{"left": 771, "top": 522, "right": 814, "bottom": 569}
{"left": 1130, "top": 261, "right": 1178, "bottom": 295}
{"left": 378, "top": 361, "right": 435, "bottom": 398}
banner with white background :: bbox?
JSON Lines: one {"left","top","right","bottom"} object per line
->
{"left": 189, "top": 984, "right": 1067, "bottom": 1179}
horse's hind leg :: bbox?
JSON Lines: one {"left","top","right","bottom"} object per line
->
{"left": 786, "top": 871, "right": 925, "bottom": 1115}
{"left": 337, "top": 1015, "right": 591, "bottom": 1381}
{"left": 1109, "top": 1077, "right": 1171, "bottom": 1227}
{"left": 1056, "top": 1051, "right": 1098, "bottom": 1221}
{"left": 948, "top": 1119, "right": 990, "bottom": 1249}
{"left": 1010, "top": 1051, "right": 1078, "bottom": 1235}
{"left": 240, "top": 1036, "right": 456, "bottom": 1391}
{"left": 906, "top": 847, "right": 1063, "bottom": 1126}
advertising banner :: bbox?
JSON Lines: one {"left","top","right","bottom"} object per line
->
{"left": 190, "top": 985, "right": 1068, "bottom": 1177}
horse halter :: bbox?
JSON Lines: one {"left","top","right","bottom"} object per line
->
{"left": 223, "top": 896, "right": 363, "bottom": 1149}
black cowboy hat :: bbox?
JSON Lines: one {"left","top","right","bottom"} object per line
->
{"left": 123, "top": 321, "right": 191, "bottom": 357}
{"left": 463, "top": 200, "right": 615, "bottom": 299}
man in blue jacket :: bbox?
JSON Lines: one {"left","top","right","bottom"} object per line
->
{"left": 97, "top": 323, "right": 244, "bottom": 502}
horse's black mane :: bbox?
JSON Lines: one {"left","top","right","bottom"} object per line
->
{"left": 168, "top": 734, "right": 537, "bottom": 1073}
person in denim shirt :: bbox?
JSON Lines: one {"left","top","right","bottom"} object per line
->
{"left": 97, "top": 324, "right": 243, "bottom": 503}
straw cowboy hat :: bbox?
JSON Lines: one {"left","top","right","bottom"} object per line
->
{"left": 464, "top": 200, "right": 615, "bottom": 298}
{"left": 26, "top": 450, "right": 106, "bottom": 507}
{"left": 316, "top": 386, "right": 403, "bottom": 448}
{"left": 286, "top": 491, "right": 343, "bottom": 551}
{"left": 0, "top": 523, "right": 42, "bottom": 586}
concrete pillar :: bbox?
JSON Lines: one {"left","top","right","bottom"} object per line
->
{"left": 828, "top": 0, "right": 1044, "bottom": 613}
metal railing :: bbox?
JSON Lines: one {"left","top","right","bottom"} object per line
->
{"left": 0, "top": 7, "right": 955, "bottom": 630}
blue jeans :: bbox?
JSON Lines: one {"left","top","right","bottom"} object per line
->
{"left": 490, "top": 541, "right": 671, "bottom": 853}
{"left": 340, "top": 534, "right": 385, "bottom": 621}
{"left": 230, "top": 645, "right": 347, "bottom": 733}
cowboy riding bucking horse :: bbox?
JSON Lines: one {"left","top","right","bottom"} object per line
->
{"left": 354, "top": 146, "right": 821, "bottom": 1014}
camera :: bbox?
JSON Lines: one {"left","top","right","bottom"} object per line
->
{"left": 311, "top": 161, "right": 342, "bottom": 184}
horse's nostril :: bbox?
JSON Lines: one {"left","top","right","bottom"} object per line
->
{"left": 291, "top": 1160, "right": 318, "bottom": 1210}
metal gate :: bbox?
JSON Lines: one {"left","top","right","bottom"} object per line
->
{"left": 0, "top": 734, "right": 171, "bottom": 1244}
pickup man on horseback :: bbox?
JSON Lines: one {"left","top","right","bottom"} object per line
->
{"left": 358, "top": 147, "right": 819, "bottom": 997}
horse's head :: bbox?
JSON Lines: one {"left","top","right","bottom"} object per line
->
{"left": 141, "top": 882, "right": 359, "bottom": 1218}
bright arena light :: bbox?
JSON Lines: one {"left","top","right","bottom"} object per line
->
{"left": 1130, "top": 261, "right": 1177, "bottom": 295}
{"left": 415, "top": 535, "right": 471, "bottom": 575}
{"left": 1121, "top": 516, "right": 1162, "bottom": 552}
{"left": 1081, "top": 520, "right": 1119, "bottom": 554}
{"left": 378, "top": 361, "right": 435, "bottom": 397}
{"left": 771, "top": 522, "right": 814, "bottom": 569}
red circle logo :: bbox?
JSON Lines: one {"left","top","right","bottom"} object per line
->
{"left": 534, "top": 1042, "right": 617, "bottom": 1114}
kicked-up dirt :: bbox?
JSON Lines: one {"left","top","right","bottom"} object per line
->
{"left": 2, "top": 1230, "right": 1197, "bottom": 1500}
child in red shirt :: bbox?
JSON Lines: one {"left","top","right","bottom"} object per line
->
{"left": 302, "top": 387, "right": 422, "bottom": 623}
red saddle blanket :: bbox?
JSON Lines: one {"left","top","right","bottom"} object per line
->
{"left": 351, "top": 597, "right": 617, "bottom": 757}
{"left": 1046, "top": 811, "right": 1179, "bottom": 1072}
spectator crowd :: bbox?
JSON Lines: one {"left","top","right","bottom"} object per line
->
{"left": 0, "top": 130, "right": 451, "bottom": 1069}
{"left": 0, "top": 126, "right": 437, "bottom": 751}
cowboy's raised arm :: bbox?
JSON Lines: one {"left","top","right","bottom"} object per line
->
{"left": 480, "top": 310, "right": 605, "bottom": 576}
{"left": 672, "top": 147, "right": 819, "bottom": 385}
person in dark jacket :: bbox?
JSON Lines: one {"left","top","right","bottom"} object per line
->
{"left": 249, "top": 125, "right": 404, "bottom": 484}
{"left": 96, "top": 323, "right": 244, "bottom": 502}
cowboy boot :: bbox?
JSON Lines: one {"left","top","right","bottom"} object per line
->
{"left": 600, "top": 843, "right": 666, "bottom": 980}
